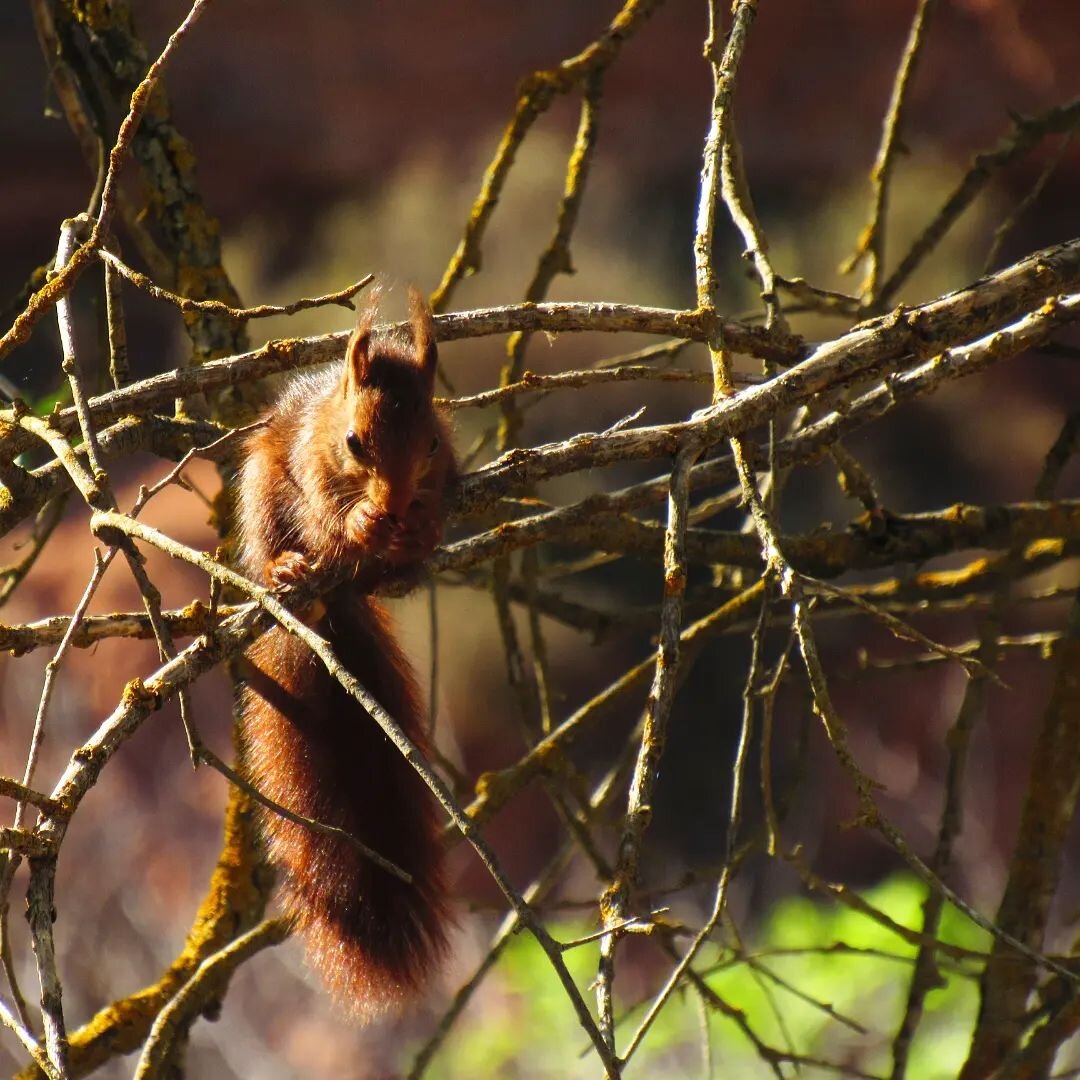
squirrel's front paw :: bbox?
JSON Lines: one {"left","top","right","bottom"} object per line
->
{"left": 266, "top": 551, "right": 326, "bottom": 623}
{"left": 266, "top": 550, "right": 313, "bottom": 590}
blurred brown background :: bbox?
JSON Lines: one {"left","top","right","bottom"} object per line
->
{"left": 2, "top": 1, "right": 1079, "bottom": 1076}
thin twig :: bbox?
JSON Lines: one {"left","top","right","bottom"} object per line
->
{"left": 0, "top": 0, "right": 219, "bottom": 362}
{"left": 877, "top": 96, "right": 1080, "bottom": 306}
{"left": 619, "top": 581, "right": 770, "bottom": 1064}
{"left": 409, "top": 740, "right": 636, "bottom": 1079}
{"left": 0, "top": 994, "right": 54, "bottom": 1080}
{"left": 102, "top": 239, "right": 130, "bottom": 389}
{"left": 99, "top": 251, "right": 373, "bottom": 321}
{"left": 431, "top": 0, "right": 662, "bottom": 313}
{"left": 959, "top": 418, "right": 1080, "bottom": 1073}
{"left": 634, "top": 1, "right": 770, "bottom": 1032}
{"left": 446, "top": 364, "right": 719, "bottom": 410}
{"left": 983, "top": 134, "right": 1074, "bottom": 273}
{"left": 720, "top": 127, "right": 789, "bottom": 336}
{"left": 801, "top": 574, "right": 1002, "bottom": 684}
{"left": 133, "top": 919, "right": 289, "bottom": 1079}
{"left": 597, "top": 442, "right": 699, "bottom": 1053}
{"left": 842, "top": 0, "right": 938, "bottom": 301}
{"left": 25, "top": 860, "right": 66, "bottom": 1078}
{"left": 793, "top": 593, "right": 1080, "bottom": 989}
{"left": 0, "top": 495, "right": 69, "bottom": 609}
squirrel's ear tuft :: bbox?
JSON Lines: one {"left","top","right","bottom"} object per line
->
{"left": 343, "top": 289, "right": 379, "bottom": 396}
{"left": 407, "top": 285, "right": 437, "bottom": 382}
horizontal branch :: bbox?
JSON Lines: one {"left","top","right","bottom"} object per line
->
{"left": 0, "top": 602, "right": 238, "bottom": 656}
{"left": 0, "top": 415, "right": 228, "bottom": 542}
{"left": 0, "top": 828, "right": 52, "bottom": 858}
{"left": 434, "top": 500, "right": 1080, "bottom": 580}
{"left": 5, "top": 539, "right": 1071, "bottom": 661}
{"left": 451, "top": 251, "right": 1080, "bottom": 513}
{"left": 0, "top": 778, "right": 60, "bottom": 814}
{"left": 0, "top": 244, "right": 1074, "bottom": 552}
{"left": 529, "top": 288, "right": 1078, "bottom": 531}
{"left": 20, "top": 302, "right": 793, "bottom": 442}
{"left": 8, "top": 234, "right": 1066, "bottom": 456}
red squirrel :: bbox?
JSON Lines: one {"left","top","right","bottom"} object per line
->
{"left": 236, "top": 286, "right": 455, "bottom": 1018}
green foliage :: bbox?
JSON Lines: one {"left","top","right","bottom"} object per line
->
{"left": 10, "top": 383, "right": 75, "bottom": 470}
{"left": 29, "top": 381, "right": 72, "bottom": 417}
{"left": 421, "top": 875, "right": 991, "bottom": 1078}
{"left": 701, "top": 875, "right": 988, "bottom": 1078}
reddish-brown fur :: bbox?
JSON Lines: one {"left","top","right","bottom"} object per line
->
{"left": 237, "top": 287, "right": 455, "bottom": 1018}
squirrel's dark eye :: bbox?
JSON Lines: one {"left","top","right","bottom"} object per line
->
{"left": 428, "top": 435, "right": 440, "bottom": 457}
{"left": 345, "top": 429, "right": 366, "bottom": 459}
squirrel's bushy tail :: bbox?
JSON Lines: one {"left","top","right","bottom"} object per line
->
{"left": 242, "top": 594, "right": 448, "bottom": 1018}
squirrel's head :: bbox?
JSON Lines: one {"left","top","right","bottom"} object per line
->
{"left": 335, "top": 285, "right": 444, "bottom": 524}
